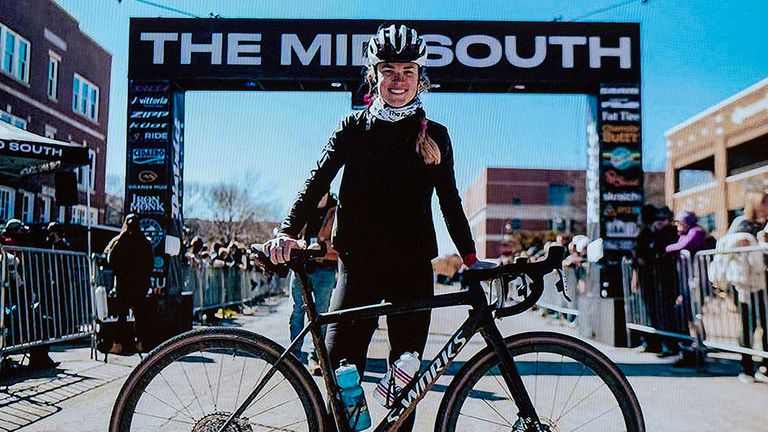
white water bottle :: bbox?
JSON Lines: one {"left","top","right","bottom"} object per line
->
{"left": 374, "top": 352, "right": 420, "bottom": 407}
{"left": 95, "top": 286, "right": 109, "bottom": 320}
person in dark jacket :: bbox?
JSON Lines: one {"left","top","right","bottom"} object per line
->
{"left": 265, "top": 24, "right": 476, "bottom": 431}
{"left": 105, "top": 213, "right": 153, "bottom": 353}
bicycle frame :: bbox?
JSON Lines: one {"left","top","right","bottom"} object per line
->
{"left": 220, "top": 265, "right": 545, "bottom": 432}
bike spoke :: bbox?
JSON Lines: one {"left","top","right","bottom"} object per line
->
{"left": 134, "top": 410, "right": 197, "bottom": 426}
{"left": 557, "top": 380, "right": 608, "bottom": 421}
{"left": 179, "top": 357, "right": 206, "bottom": 418}
{"left": 235, "top": 349, "right": 247, "bottom": 410}
{"left": 550, "top": 354, "right": 564, "bottom": 420}
{"left": 200, "top": 349, "right": 217, "bottom": 411}
{"left": 569, "top": 404, "right": 620, "bottom": 431}
{"left": 159, "top": 369, "right": 197, "bottom": 422}
{"left": 215, "top": 349, "right": 225, "bottom": 409}
{"left": 557, "top": 363, "right": 587, "bottom": 422}
{"left": 249, "top": 396, "right": 300, "bottom": 419}
{"left": 458, "top": 412, "right": 516, "bottom": 428}
{"left": 140, "top": 388, "right": 197, "bottom": 424}
{"left": 467, "top": 388, "right": 514, "bottom": 426}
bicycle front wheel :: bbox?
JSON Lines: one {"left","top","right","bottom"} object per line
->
{"left": 110, "top": 327, "right": 326, "bottom": 432}
{"left": 436, "top": 331, "right": 644, "bottom": 432}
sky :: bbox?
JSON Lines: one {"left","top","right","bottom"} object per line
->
{"left": 56, "top": 0, "right": 768, "bottom": 255}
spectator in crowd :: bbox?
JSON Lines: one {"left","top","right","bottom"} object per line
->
{"left": 724, "top": 191, "right": 768, "bottom": 383}
{"left": 0, "top": 219, "right": 28, "bottom": 246}
{"left": 632, "top": 205, "right": 664, "bottom": 353}
{"left": 105, "top": 214, "right": 154, "bottom": 354}
{"left": 45, "top": 222, "right": 71, "bottom": 250}
{"left": 648, "top": 206, "right": 682, "bottom": 358}
{"left": 288, "top": 191, "right": 339, "bottom": 375}
{"left": 666, "top": 211, "right": 709, "bottom": 256}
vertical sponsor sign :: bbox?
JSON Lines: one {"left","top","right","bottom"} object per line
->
{"left": 125, "top": 80, "right": 175, "bottom": 291}
{"left": 597, "top": 83, "right": 643, "bottom": 296}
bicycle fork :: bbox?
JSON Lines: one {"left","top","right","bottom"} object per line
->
{"left": 479, "top": 317, "right": 546, "bottom": 431}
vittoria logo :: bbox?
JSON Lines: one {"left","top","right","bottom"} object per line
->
{"left": 130, "top": 96, "right": 169, "bottom": 107}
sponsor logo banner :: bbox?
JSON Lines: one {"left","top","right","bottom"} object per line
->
{"left": 129, "top": 194, "right": 165, "bottom": 214}
{"left": 603, "top": 169, "right": 641, "bottom": 187}
{"left": 131, "top": 148, "right": 166, "bottom": 165}
{"left": 130, "top": 110, "right": 170, "bottom": 119}
{"left": 131, "top": 83, "right": 170, "bottom": 93}
{"left": 130, "top": 95, "right": 170, "bottom": 108}
{"left": 139, "top": 170, "right": 159, "bottom": 183}
{"left": 605, "top": 219, "right": 640, "bottom": 238}
{"left": 603, "top": 191, "right": 642, "bottom": 202}
{"left": 128, "top": 121, "right": 169, "bottom": 130}
{"left": 140, "top": 217, "right": 166, "bottom": 248}
{"left": 602, "top": 204, "right": 640, "bottom": 217}
{"left": 602, "top": 146, "right": 641, "bottom": 170}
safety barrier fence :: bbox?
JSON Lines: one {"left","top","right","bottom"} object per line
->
{"left": 0, "top": 245, "right": 93, "bottom": 355}
{"left": 622, "top": 245, "right": 768, "bottom": 362}
{"left": 180, "top": 265, "right": 284, "bottom": 314}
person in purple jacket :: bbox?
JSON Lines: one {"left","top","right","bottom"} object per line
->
{"left": 666, "top": 211, "right": 709, "bottom": 256}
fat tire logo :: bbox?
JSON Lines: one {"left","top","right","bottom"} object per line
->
{"left": 139, "top": 218, "right": 165, "bottom": 248}
{"left": 139, "top": 170, "right": 159, "bottom": 183}
{"left": 129, "top": 195, "right": 164, "bottom": 214}
{"left": 131, "top": 148, "right": 165, "bottom": 165}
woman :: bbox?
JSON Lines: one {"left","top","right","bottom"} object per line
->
{"left": 265, "top": 24, "right": 477, "bottom": 430}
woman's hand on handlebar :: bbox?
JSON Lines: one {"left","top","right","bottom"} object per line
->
{"left": 263, "top": 234, "right": 301, "bottom": 264}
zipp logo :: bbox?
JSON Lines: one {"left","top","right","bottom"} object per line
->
{"left": 139, "top": 170, "right": 159, "bottom": 183}
{"left": 130, "top": 111, "right": 169, "bottom": 119}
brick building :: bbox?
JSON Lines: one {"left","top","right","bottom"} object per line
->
{"left": 464, "top": 167, "right": 664, "bottom": 259}
{"left": 0, "top": 0, "right": 110, "bottom": 226}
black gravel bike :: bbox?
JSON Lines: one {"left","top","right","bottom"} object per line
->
{"left": 110, "top": 244, "right": 644, "bottom": 431}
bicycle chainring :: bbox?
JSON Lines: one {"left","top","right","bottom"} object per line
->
{"left": 192, "top": 412, "right": 253, "bottom": 432}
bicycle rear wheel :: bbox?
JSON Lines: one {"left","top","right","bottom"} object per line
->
{"left": 436, "top": 331, "right": 644, "bottom": 432}
{"left": 110, "top": 327, "right": 326, "bottom": 432}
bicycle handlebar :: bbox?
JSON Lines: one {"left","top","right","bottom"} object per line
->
{"left": 250, "top": 243, "right": 326, "bottom": 278}
{"left": 461, "top": 245, "right": 565, "bottom": 284}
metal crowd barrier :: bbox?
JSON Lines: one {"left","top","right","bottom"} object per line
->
{"left": 181, "top": 265, "right": 284, "bottom": 315}
{"left": 0, "top": 245, "right": 93, "bottom": 355}
{"left": 622, "top": 245, "right": 768, "bottom": 364}
{"left": 692, "top": 245, "right": 768, "bottom": 360}
{"left": 622, "top": 250, "right": 696, "bottom": 344}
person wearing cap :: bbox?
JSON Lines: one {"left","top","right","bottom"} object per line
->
{"left": 105, "top": 213, "right": 154, "bottom": 353}
{"left": 1, "top": 218, "right": 28, "bottom": 246}
{"left": 45, "top": 221, "right": 71, "bottom": 250}
{"left": 264, "top": 24, "right": 476, "bottom": 431}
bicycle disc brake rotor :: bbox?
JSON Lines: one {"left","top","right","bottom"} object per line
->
{"left": 191, "top": 412, "right": 253, "bottom": 432}
{"left": 512, "top": 417, "right": 559, "bottom": 432}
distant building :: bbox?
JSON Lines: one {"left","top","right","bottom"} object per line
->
{"left": 665, "top": 77, "right": 768, "bottom": 236}
{"left": 0, "top": 0, "right": 111, "bottom": 226}
{"left": 464, "top": 167, "right": 664, "bottom": 259}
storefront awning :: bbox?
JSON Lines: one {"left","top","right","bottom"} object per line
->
{"left": 0, "top": 121, "right": 90, "bottom": 177}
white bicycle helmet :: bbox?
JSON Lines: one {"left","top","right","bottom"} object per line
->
{"left": 366, "top": 24, "right": 427, "bottom": 67}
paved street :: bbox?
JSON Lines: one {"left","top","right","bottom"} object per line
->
{"left": 2, "top": 292, "right": 767, "bottom": 431}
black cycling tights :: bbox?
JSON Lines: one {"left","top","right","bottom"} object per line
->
{"left": 325, "top": 255, "right": 434, "bottom": 432}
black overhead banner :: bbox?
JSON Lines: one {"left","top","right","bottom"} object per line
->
{"left": 129, "top": 19, "right": 640, "bottom": 92}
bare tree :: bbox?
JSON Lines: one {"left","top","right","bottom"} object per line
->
{"left": 185, "top": 173, "right": 278, "bottom": 244}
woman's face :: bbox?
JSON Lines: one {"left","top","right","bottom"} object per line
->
{"left": 376, "top": 62, "right": 419, "bottom": 108}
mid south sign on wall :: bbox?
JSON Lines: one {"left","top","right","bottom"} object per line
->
{"left": 129, "top": 19, "right": 639, "bottom": 86}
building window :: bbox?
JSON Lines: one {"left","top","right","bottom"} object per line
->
{"left": 20, "top": 190, "right": 33, "bottom": 223}
{"left": 44, "top": 124, "right": 57, "bottom": 139}
{"left": 71, "top": 205, "right": 97, "bottom": 225}
{"left": 0, "top": 109, "right": 27, "bottom": 129}
{"left": 58, "top": 206, "right": 66, "bottom": 222}
{"left": 0, "top": 186, "right": 15, "bottom": 221}
{"left": 0, "top": 24, "right": 30, "bottom": 83}
{"left": 547, "top": 184, "right": 574, "bottom": 205}
{"left": 76, "top": 148, "right": 96, "bottom": 192}
{"left": 72, "top": 73, "right": 99, "bottom": 121}
{"left": 676, "top": 156, "right": 715, "bottom": 192}
{"left": 41, "top": 195, "right": 51, "bottom": 223}
{"left": 47, "top": 54, "right": 59, "bottom": 100}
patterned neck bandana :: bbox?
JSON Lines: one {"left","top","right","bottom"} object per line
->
{"left": 368, "top": 96, "right": 423, "bottom": 122}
